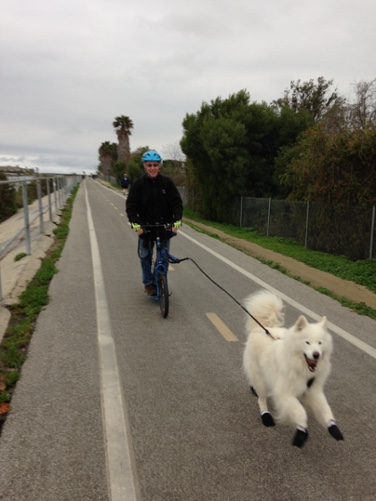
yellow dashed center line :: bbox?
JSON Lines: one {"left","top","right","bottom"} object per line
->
{"left": 206, "top": 313, "right": 239, "bottom": 342}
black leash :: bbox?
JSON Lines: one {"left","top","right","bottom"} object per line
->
{"left": 180, "top": 255, "right": 316, "bottom": 387}
{"left": 171, "top": 252, "right": 314, "bottom": 387}
{"left": 169, "top": 254, "right": 272, "bottom": 338}
{"left": 137, "top": 229, "right": 271, "bottom": 337}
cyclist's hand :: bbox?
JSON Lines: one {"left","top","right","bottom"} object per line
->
{"left": 131, "top": 223, "right": 143, "bottom": 235}
{"left": 172, "top": 220, "right": 182, "bottom": 233}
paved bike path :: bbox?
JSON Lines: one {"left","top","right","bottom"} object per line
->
{"left": 1, "top": 180, "right": 376, "bottom": 500}
{"left": 0, "top": 184, "right": 110, "bottom": 500}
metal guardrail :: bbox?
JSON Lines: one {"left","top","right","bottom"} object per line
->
{"left": 0, "top": 175, "right": 81, "bottom": 300}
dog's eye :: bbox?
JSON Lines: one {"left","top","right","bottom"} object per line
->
{"left": 318, "top": 341, "right": 322, "bottom": 345}
{"left": 305, "top": 341, "right": 310, "bottom": 345}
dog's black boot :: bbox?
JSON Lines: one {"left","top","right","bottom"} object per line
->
{"left": 292, "top": 427, "right": 308, "bottom": 448}
{"left": 250, "top": 386, "right": 258, "bottom": 397}
{"left": 261, "top": 412, "right": 275, "bottom": 427}
{"left": 328, "top": 424, "right": 344, "bottom": 441}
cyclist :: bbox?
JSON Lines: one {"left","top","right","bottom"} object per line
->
{"left": 126, "top": 150, "right": 183, "bottom": 295}
{"left": 120, "top": 173, "right": 130, "bottom": 195}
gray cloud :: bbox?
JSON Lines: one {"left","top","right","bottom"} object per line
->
{"left": 1, "top": 0, "right": 375, "bottom": 173}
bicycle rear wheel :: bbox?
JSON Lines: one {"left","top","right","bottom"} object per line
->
{"left": 158, "top": 274, "right": 169, "bottom": 318}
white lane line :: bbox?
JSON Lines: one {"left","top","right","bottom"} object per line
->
{"left": 85, "top": 185, "right": 140, "bottom": 501}
{"left": 180, "top": 230, "right": 376, "bottom": 360}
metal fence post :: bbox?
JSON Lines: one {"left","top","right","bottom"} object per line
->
{"left": 370, "top": 206, "right": 375, "bottom": 259}
{"left": 22, "top": 181, "right": 31, "bottom": 255}
{"left": 267, "top": 197, "right": 271, "bottom": 236}
{"left": 240, "top": 196, "right": 243, "bottom": 228}
{"left": 55, "top": 178, "right": 59, "bottom": 209}
{"left": 305, "top": 201, "right": 310, "bottom": 248}
{"left": 37, "top": 179, "right": 45, "bottom": 234}
{"left": 47, "top": 179, "right": 52, "bottom": 222}
{"left": 59, "top": 178, "right": 63, "bottom": 208}
{"left": 58, "top": 178, "right": 62, "bottom": 208}
{"left": 53, "top": 178, "right": 58, "bottom": 214}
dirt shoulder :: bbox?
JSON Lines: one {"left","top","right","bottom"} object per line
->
{"left": 183, "top": 218, "right": 376, "bottom": 310}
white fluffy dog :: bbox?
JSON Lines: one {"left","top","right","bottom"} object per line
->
{"left": 243, "top": 290, "right": 344, "bottom": 447}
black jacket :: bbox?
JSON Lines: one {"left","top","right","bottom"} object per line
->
{"left": 126, "top": 173, "right": 183, "bottom": 226}
{"left": 121, "top": 176, "right": 129, "bottom": 188}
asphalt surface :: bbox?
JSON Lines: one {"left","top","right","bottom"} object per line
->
{"left": 0, "top": 178, "right": 376, "bottom": 500}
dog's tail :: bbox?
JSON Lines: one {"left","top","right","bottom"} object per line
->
{"left": 244, "top": 290, "right": 284, "bottom": 329}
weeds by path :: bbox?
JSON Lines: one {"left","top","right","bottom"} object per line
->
{"left": 0, "top": 185, "right": 79, "bottom": 433}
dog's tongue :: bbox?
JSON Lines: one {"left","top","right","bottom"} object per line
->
{"left": 306, "top": 357, "right": 317, "bottom": 372}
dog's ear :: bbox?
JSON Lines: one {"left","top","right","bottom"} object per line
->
{"left": 295, "top": 315, "right": 309, "bottom": 332}
{"left": 319, "top": 316, "right": 327, "bottom": 327}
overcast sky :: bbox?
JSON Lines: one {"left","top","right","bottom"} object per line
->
{"left": 1, "top": 0, "right": 375, "bottom": 174}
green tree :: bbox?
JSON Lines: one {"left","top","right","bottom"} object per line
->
{"left": 281, "top": 124, "right": 376, "bottom": 206}
{"left": 273, "top": 77, "right": 341, "bottom": 122}
{"left": 98, "top": 141, "right": 117, "bottom": 176}
{"left": 113, "top": 115, "right": 134, "bottom": 165}
{"left": 181, "top": 91, "right": 251, "bottom": 220}
{"left": 127, "top": 159, "right": 144, "bottom": 183}
{"left": 272, "top": 77, "right": 349, "bottom": 198}
{"left": 240, "top": 101, "right": 286, "bottom": 198}
{"left": 126, "top": 146, "right": 148, "bottom": 183}
{"left": 112, "top": 161, "right": 127, "bottom": 184}
{"left": 271, "top": 105, "right": 315, "bottom": 197}
{"left": 181, "top": 90, "right": 309, "bottom": 219}
{"left": 279, "top": 79, "right": 376, "bottom": 205}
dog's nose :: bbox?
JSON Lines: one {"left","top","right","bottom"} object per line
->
{"left": 313, "top": 352, "right": 320, "bottom": 360}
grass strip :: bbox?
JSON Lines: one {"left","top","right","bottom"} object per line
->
{"left": 183, "top": 207, "right": 376, "bottom": 294}
{"left": 0, "top": 185, "right": 79, "bottom": 430}
{"left": 183, "top": 207, "right": 376, "bottom": 320}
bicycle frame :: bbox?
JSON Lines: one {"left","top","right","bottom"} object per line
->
{"left": 153, "top": 233, "right": 169, "bottom": 290}
{"left": 141, "top": 223, "right": 175, "bottom": 318}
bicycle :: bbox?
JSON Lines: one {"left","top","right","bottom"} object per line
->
{"left": 139, "top": 223, "right": 260, "bottom": 322}
{"left": 141, "top": 223, "right": 184, "bottom": 318}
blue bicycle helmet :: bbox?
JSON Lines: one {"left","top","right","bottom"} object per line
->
{"left": 142, "top": 150, "right": 162, "bottom": 163}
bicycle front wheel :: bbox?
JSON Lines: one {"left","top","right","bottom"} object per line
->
{"left": 158, "top": 274, "right": 169, "bottom": 318}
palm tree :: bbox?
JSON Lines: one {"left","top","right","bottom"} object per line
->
{"left": 113, "top": 115, "right": 134, "bottom": 165}
{"left": 98, "top": 141, "right": 117, "bottom": 177}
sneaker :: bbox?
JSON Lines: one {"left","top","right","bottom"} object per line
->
{"left": 144, "top": 284, "right": 157, "bottom": 295}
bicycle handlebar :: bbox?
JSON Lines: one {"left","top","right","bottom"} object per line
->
{"left": 138, "top": 222, "right": 187, "bottom": 264}
{"left": 141, "top": 223, "right": 173, "bottom": 233}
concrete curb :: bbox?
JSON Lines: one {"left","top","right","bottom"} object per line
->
{"left": 0, "top": 218, "right": 60, "bottom": 343}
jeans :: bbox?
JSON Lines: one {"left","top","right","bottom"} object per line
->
{"left": 138, "top": 238, "right": 170, "bottom": 285}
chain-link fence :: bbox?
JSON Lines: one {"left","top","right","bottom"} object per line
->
{"left": 179, "top": 188, "right": 376, "bottom": 261}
